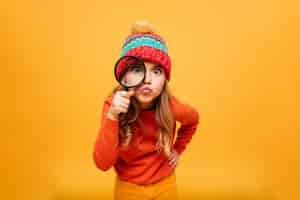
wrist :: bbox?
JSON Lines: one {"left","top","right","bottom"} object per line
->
{"left": 107, "top": 107, "right": 119, "bottom": 121}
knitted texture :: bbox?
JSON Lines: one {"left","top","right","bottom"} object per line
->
{"left": 117, "top": 23, "right": 172, "bottom": 81}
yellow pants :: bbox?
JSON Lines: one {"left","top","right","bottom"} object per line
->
{"left": 113, "top": 173, "right": 179, "bottom": 200}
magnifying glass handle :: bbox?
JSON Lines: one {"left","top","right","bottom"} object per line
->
{"left": 119, "top": 111, "right": 127, "bottom": 119}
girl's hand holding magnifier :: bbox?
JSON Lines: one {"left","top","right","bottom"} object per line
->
{"left": 107, "top": 89, "right": 135, "bottom": 121}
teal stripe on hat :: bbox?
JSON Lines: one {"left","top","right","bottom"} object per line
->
{"left": 121, "top": 36, "right": 168, "bottom": 56}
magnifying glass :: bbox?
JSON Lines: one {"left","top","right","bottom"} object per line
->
{"left": 114, "top": 56, "right": 146, "bottom": 91}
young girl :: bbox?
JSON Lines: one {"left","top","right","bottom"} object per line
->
{"left": 93, "top": 20, "right": 200, "bottom": 200}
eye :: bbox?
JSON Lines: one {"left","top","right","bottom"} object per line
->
{"left": 153, "top": 67, "right": 162, "bottom": 75}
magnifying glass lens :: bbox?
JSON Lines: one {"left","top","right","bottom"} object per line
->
{"left": 115, "top": 56, "right": 146, "bottom": 88}
{"left": 120, "top": 65, "right": 145, "bottom": 87}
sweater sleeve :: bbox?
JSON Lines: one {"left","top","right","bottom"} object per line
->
{"left": 171, "top": 95, "right": 200, "bottom": 155}
{"left": 93, "top": 96, "right": 120, "bottom": 171}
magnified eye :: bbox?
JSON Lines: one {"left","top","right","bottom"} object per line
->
{"left": 130, "top": 66, "right": 143, "bottom": 73}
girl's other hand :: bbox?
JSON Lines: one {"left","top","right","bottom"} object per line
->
{"left": 168, "top": 149, "right": 179, "bottom": 168}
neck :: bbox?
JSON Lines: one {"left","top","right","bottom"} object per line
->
{"left": 139, "top": 101, "right": 156, "bottom": 110}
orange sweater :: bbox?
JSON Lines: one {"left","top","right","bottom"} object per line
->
{"left": 93, "top": 95, "right": 200, "bottom": 185}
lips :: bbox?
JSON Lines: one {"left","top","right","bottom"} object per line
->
{"left": 139, "top": 86, "right": 152, "bottom": 94}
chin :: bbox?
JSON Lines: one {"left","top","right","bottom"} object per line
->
{"left": 136, "top": 94, "right": 154, "bottom": 104}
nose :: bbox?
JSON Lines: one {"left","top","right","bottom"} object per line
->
{"left": 143, "top": 69, "right": 152, "bottom": 84}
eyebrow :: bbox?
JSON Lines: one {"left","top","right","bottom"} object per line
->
{"left": 153, "top": 64, "right": 162, "bottom": 68}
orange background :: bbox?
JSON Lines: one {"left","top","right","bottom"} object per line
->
{"left": 2, "top": 0, "right": 299, "bottom": 199}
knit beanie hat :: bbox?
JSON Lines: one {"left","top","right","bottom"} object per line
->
{"left": 118, "top": 20, "right": 172, "bottom": 81}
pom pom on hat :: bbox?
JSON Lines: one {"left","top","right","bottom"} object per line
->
{"left": 119, "top": 20, "right": 172, "bottom": 80}
{"left": 131, "top": 20, "right": 155, "bottom": 34}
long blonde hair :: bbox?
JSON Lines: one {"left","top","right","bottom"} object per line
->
{"left": 109, "top": 82, "right": 175, "bottom": 157}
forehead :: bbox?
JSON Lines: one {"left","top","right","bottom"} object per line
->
{"left": 144, "top": 61, "right": 161, "bottom": 68}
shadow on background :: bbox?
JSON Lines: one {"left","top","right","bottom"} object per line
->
{"left": 52, "top": 192, "right": 277, "bottom": 200}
